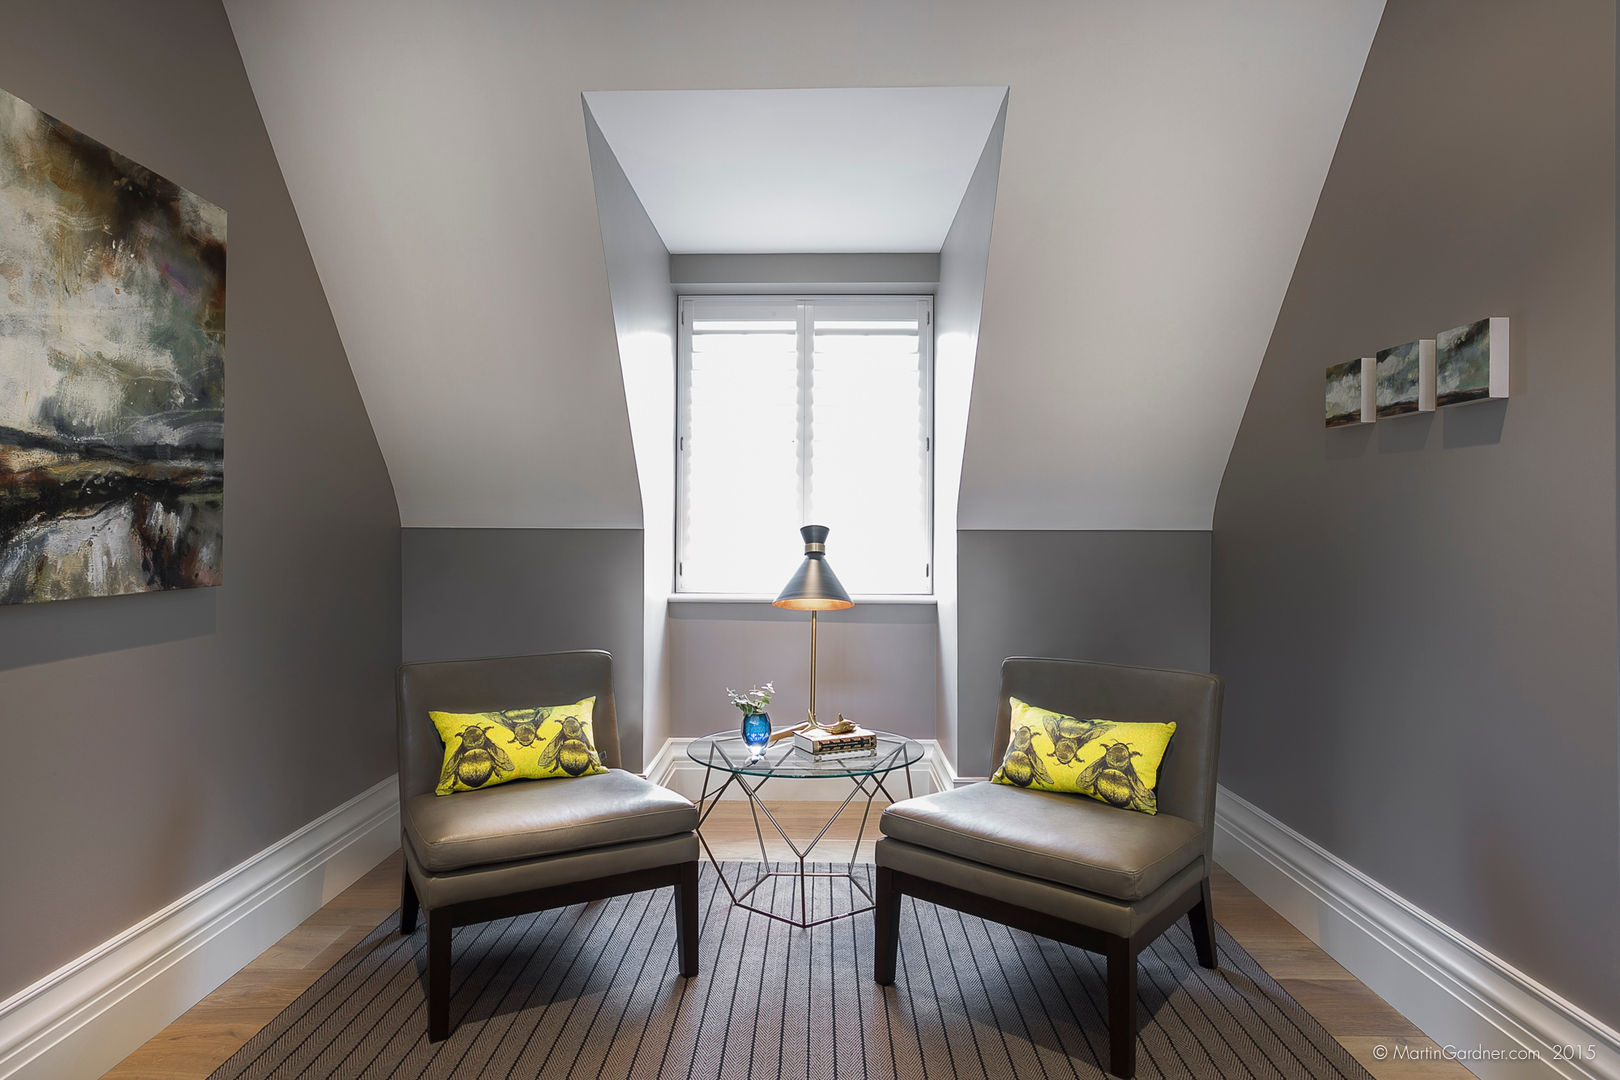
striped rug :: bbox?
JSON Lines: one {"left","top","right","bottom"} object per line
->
{"left": 210, "top": 863, "right": 1372, "bottom": 1079}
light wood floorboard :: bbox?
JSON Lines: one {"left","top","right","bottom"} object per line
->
{"left": 102, "top": 802, "right": 1475, "bottom": 1079}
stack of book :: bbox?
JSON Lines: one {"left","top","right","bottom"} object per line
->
{"left": 793, "top": 724, "right": 877, "bottom": 760}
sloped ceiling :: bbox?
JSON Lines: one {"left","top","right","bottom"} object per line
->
{"left": 585, "top": 87, "right": 1009, "bottom": 254}
{"left": 224, "top": 0, "right": 1384, "bottom": 530}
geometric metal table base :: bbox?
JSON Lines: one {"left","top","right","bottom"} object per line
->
{"left": 689, "top": 731, "right": 923, "bottom": 928}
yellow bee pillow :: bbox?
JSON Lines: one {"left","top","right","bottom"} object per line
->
{"left": 990, "top": 697, "right": 1176, "bottom": 814}
{"left": 428, "top": 696, "right": 606, "bottom": 795}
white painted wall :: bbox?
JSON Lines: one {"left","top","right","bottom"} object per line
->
{"left": 582, "top": 104, "right": 677, "bottom": 763}
{"left": 223, "top": 0, "right": 1384, "bottom": 532}
{"left": 956, "top": 0, "right": 1383, "bottom": 528}
{"left": 933, "top": 102, "right": 1006, "bottom": 766}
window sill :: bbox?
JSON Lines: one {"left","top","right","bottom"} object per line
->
{"left": 667, "top": 593, "right": 937, "bottom": 606}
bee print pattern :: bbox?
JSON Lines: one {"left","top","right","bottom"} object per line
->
{"left": 996, "top": 724, "right": 1055, "bottom": 787}
{"left": 1040, "top": 714, "right": 1114, "bottom": 765}
{"left": 535, "top": 714, "right": 602, "bottom": 777}
{"left": 440, "top": 724, "right": 515, "bottom": 790}
{"left": 1073, "top": 740, "right": 1157, "bottom": 812}
{"left": 490, "top": 707, "right": 544, "bottom": 747}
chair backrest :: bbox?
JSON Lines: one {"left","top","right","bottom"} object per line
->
{"left": 397, "top": 650, "right": 621, "bottom": 801}
{"left": 993, "top": 657, "right": 1223, "bottom": 841}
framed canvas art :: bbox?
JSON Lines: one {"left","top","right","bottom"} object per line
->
{"left": 0, "top": 85, "right": 225, "bottom": 604}
{"left": 1436, "top": 317, "right": 1509, "bottom": 406}
{"left": 1374, "top": 339, "right": 1435, "bottom": 418}
{"left": 1325, "top": 358, "right": 1373, "bottom": 428}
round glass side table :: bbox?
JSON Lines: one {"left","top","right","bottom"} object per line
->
{"left": 687, "top": 730, "right": 925, "bottom": 928}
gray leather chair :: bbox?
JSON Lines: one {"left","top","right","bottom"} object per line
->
{"left": 874, "top": 657, "right": 1223, "bottom": 1079}
{"left": 398, "top": 650, "right": 700, "bottom": 1041}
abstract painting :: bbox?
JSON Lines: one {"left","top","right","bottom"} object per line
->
{"left": 1, "top": 86, "right": 225, "bottom": 604}
{"left": 1325, "top": 357, "right": 1372, "bottom": 428}
{"left": 1436, "top": 317, "right": 1509, "bottom": 406}
{"left": 1374, "top": 338, "right": 1435, "bottom": 418}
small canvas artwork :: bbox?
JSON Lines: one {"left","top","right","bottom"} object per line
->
{"left": 1, "top": 85, "right": 225, "bottom": 604}
{"left": 1436, "top": 317, "right": 1509, "bottom": 406}
{"left": 1374, "top": 339, "right": 1435, "bottom": 418}
{"left": 1325, "top": 357, "right": 1373, "bottom": 428}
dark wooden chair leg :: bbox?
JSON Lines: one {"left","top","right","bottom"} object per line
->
{"left": 400, "top": 863, "right": 419, "bottom": 935}
{"left": 1188, "top": 876, "right": 1217, "bottom": 969}
{"left": 874, "top": 866, "right": 901, "bottom": 985}
{"left": 676, "top": 860, "right": 700, "bottom": 978}
{"left": 427, "top": 910, "right": 451, "bottom": 1042}
{"left": 1107, "top": 937, "right": 1138, "bottom": 1079}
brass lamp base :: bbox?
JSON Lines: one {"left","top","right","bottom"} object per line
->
{"left": 806, "top": 608, "right": 822, "bottom": 729}
{"left": 773, "top": 524, "right": 855, "bottom": 735}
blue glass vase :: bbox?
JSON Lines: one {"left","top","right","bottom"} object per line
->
{"left": 741, "top": 711, "right": 771, "bottom": 750}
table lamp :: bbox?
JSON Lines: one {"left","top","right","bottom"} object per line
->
{"left": 773, "top": 524, "right": 854, "bottom": 730}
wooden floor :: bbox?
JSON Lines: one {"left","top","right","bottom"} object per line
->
{"left": 103, "top": 801, "right": 1475, "bottom": 1080}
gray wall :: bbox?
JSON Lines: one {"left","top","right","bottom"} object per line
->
{"left": 1212, "top": 0, "right": 1619, "bottom": 1022}
{"left": 956, "top": 530, "right": 1212, "bottom": 778}
{"left": 0, "top": 0, "right": 401, "bottom": 1001}
{"left": 668, "top": 603, "right": 938, "bottom": 741}
{"left": 401, "top": 528, "right": 646, "bottom": 770}
{"left": 668, "top": 252, "right": 940, "bottom": 294}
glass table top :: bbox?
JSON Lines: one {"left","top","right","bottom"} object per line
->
{"left": 687, "top": 729, "right": 925, "bottom": 779}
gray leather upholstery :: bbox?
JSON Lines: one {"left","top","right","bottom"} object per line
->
{"left": 882, "top": 657, "right": 1223, "bottom": 892}
{"left": 875, "top": 837, "right": 1207, "bottom": 939}
{"left": 879, "top": 783, "right": 1201, "bottom": 901}
{"left": 989, "top": 657, "right": 1223, "bottom": 871}
{"left": 398, "top": 650, "right": 624, "bottom": 804}
{"left": 403, "top": 769, "right": 699, "bottom": 873}
{"left": 875, "top": 657, "right": 1222, "bottom": 1079}
{"left": 404, "top": 832, "right": 699, "bottom": 910}
{"left": 396, "top": 649, "right": 699, "bottom": 896}
{"left": 397, "top": 650, "right": 701, "bottom": 1042}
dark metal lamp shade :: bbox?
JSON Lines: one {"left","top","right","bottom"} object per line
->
{"left": 773, "top": 525, "right": 854, "bottom": 611}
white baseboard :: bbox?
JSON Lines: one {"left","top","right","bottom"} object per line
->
{"left": 926, "top": 741, "right": 960, "bottom": 794}
{"left": 646, "top": 736, "right": 945, "bottom": 802}
{"left": 1215, "top": 785, "right": 1620, "bottom": 1080}
{"left": 0, "top": 776, "right": 400, "bottom": 1080}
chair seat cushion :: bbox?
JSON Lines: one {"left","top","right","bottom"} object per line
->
{"left": 403, "top": 768, "right": 698, "bottom": 873}
{"left": 879, "top": 782, "right": 1201, "bottom": 901}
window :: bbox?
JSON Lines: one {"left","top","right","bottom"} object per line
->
{"left": 677, "top": 295, "right": 933, "bottom": 596}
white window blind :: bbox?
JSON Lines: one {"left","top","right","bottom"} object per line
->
{"left": 677, "top": 296, "right": 933, "bottom": 596}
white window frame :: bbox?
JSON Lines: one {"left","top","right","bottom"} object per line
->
{"left": 675, "top": 293, "right": 935, "bottom": 598}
